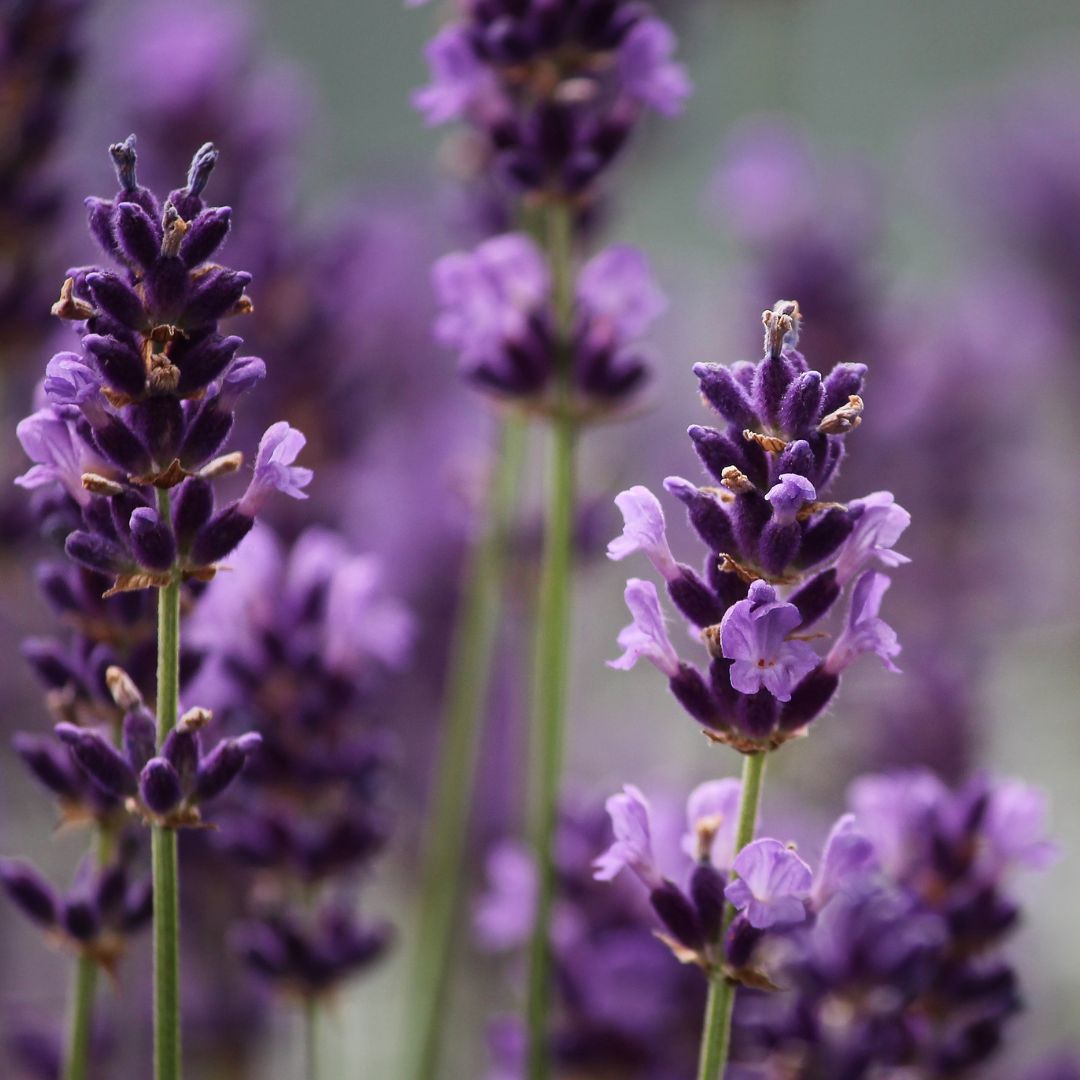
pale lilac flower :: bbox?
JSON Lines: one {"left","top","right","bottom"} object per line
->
{"left": 432, "top": 233, "right": 549, "bottom": 362}
{"left": 810, "top": 813, "right": 878, "bottom": 909}
{"left": 681, "top": 779, "right": 741, "bottom": 868}
{"left": 608, "top": 578, "right": 680, "bottom": 678}
{"left": 824, "top": 571, "right": 901, "bottom": 675}
{"left": 724, "top": 839, "right": 812, "bottom": 929}
{"left": 237, "top": 421, "right": 313, "bottom": 516}
{"left": 594, "top": 784, "right": 661, "bottom": 888}
{"left": 765, "top": 473, "right": 816, "bottom": 524}
{"left": 617, "top": 18, "right": 692, "bottom": 117}
{"left": 15, "top": 409, "right": 105, "bottom": 507}
{"left": 833, "top": 491, "right": 911, "bottom": 585}
{"left": 981, "top": 780, "right": 1059, "bottom": 875}
{"left": 577, "top": 246, "right": 667, "bottom": 342}
{"left": 324, "top": 556, "right": 415, "bottom": 674}
{"left": 474, "top": 843, "right": 537, "bottom": 951}
{"left": 412, "top": 26, "right": 494, "bottom": 126}
{"left": 719, "top": 580, "right": 818, "bottom": 701}
{"left": 848, "top": 770, "right": 947, "bottom": 879}
{"left": 607, "top": 486, "right": 679, "bottom": 580}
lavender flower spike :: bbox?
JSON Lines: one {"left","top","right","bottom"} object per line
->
{"left": 237, "top": 422, "right": 313, "bottom": 516}
{"left": 724, "top": 839, "right": 812, "bottom": 929}
{"left": 825, "top": 570, "right": 901, "bottom": 675}
{"left": 608, "top": 578, "right": 680, "bottom": 678}
{"left": 607, "top": 486, "right": 679, "bottom": 581}
{"left": 593, "top": 785, "right": 662, "bottom": 888}
{"left": 718, "top": 580, "right": 818, "bottom": 701}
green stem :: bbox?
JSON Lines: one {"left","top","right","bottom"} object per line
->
{"left": 153, "top": 489, "right": 182, "bottom": 1080}
{"left": 304, "top": 997, "right": 319, "bottom": 1080}
{"left": 62, "top": 752, "right": 119, "bottom": 1080}
{"left": 696, "top": 751, "right": 767, "bottom": 1080}
{"left": 407, "top": 414, "right": 527, "bottom": 1080}
{"left": 524, "top": 201, "right": 577, "bottom": 1080}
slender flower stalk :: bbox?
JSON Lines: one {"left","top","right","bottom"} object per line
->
{"left": 409, "top": 414, "right": 527, "bottom": 1080}
{"left": 524, "top": 201, "right": 578, "bottom": 1080}
{"left": 696, "top": 751, "right": 765, "bottom": 1080}
{"left": 153, "top": 492, "right": 182, "bottom": 1080}
{"left": 64, "top": 952, "right": 99, "bottom": 1080}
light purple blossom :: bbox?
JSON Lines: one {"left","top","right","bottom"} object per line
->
{"left": 593, "top": 784, "right": 661, "bottom": 888}
{"left": 577, "top": 246, "right": 667, "bottom": 344}
{"left": 724, "top": 839, "right": 812, "bottom": 929}
{"left": 15, "top": 409, "right": 104, "bottom": 506}
{"left": 981, "top": 780, "right": 1059, "bottom": 875}
{"left": 616, "top": 17, "right": 692, "bottom": 117}
{"left": 848, "top": 770, "right": 946, "bottom": 880}
{"left": 833, "top": 491, "right": 911, "bottom": 585}
{"left": 43, "top": 352, "right": 103, "bottom": 409}
{"left": 324, "top": 555, "right": 415, "bottom": 675}
{"left": 718, "top": 580, "right": 819, "bottom": 701}
{"left": 607, "top": 486, "right": 678, "bottom": 581}
{"left": 432, "top": 233, "right": 549, "bottom": 363}
{"left": 825, "top": 571, "right": 901, "bottom": 675}
{"left": 608, "top": 578, "right": 680, "bottom": 678}
{"left": 412, "top": 25, "right": 494, "bottom": 126}
{"left": 237, "top": 421, "right": 312, "bottom": 516}
{"left": 474, "top": 843, "right": 537, "bottom": 951}
{"left": 681, "top": 779, "right": 741, "bottom": 868}
{"left": 765, "top": 473, "right": 816, "bottom": 524}
{"left": 811, "top": 813, "right": 878, "bottom": 909}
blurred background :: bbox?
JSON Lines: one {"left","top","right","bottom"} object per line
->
{"left": 2, "top": 0, "right": 1079, "bottom": 1076}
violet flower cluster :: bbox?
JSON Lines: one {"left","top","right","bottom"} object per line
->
{"left": 596, "top": 769, "right": 1057, "bottom": 1078}
{"left": 432, "top": 233, "right": 666, "bottom": 407}
{"left": 608, "top": 300, "right": 909, "bottom": 751}
{"left": 186, "top": 525, "right": 411, "bottom": 999}
{"left": 412, "top": 0, "right": 690, "bottom": 207}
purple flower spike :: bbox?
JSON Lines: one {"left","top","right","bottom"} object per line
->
{"left": 608, "top": 578, "right": 680, "bottom": 678}
{"left": 607, "top": 486, "right": 678, "bottom": 581}
{"left": 765, "top": 473, "right": 816, "bottom": 525}
{"left": 825, "top": 571, "right": 901, "bottom": 675}
{"left": 617, "top": 18, "right": 692, "bottom": 117}
{"left": 718, "top": 581, "right": 818, "bottom": 702}
{"left": 724, "top": 839, "right": 812, "bottom": 929}
{"left": 682, "top": 779, "right": 741, "bottom": 868}
{"left": 237, "top": 422, "right": 313, "bottom": 516}
{"left": 811, "top": 813, "right": 878, "bottom": 909}
{"left": 55, "top": 723, "right": 138, "bottom": 797}
{"left": 594, "top": 784, "right": 661, "bottom": 889}
{"left": 0, "top": 860, "right": 60, "bottom": 929}
{"left": 833, "top": 491, "right": 911, "bottom": 585}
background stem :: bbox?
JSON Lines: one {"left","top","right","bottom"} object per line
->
{"left": 696, "top": 751, "right": 767, "bottom": 1080}
{"left": 524, "top": 201, "right": 577, "bottom": 1080}
{"left": 63, "top": 953, "right": 98, "bottom": 1080}
{"left": 407, "top": 414, "right": 527, "bottom": 1080}
{"left": 153, "top": 489, "right": 182, "bottom": 1080}
{"left": 304, "top": 996, "right": 319, "bottom": 1080}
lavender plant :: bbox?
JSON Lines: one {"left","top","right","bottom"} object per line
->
{"left": 13, "top": 135, "right": 310, "bottom": 1080}
{"left": 605, "top": 299, "right": 909, "bottom": 1075}
{"left": 594, "top": 769, "right": 1056, "bottom": 1078}
{"left": 185, "top": 523, "right": 411, "bottom": 1075}
{"left": 410, "top": 3, "right": 689, "bottom": 1075}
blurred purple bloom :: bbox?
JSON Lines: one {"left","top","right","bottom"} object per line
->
{"left": 617, "top": 18, "right": 692, "bottom": 117}
{"left": 608, "top": 578, "right": 680, "bottom": 678}
{"left": 577, "top": 246, "right": 667, "bottom": 343}
{"left": 724, "top": 838, "right": 811, "bottom": 929}
{"left": 848, "top": 770, "right": 946, "bottom": 879}
{"left": 681, "top": 778, "right": 741, "bottom": 868}
{"left": 833, "top": 491, "right": 911, "bottom": 585}
{"left": 810, "top": 813, "right": 878, "bottom": 909}
{"left": 719, "top": 580, "right": 818, "bottom": 701}
{"left": 413, "top": 26, "right": 494, "bottom": 126}
{"left": 594, "top": 784, "right": 661, "bottom": 888}
{"left": 825, "top": 570, "right": 901, "bottom": 675}
{"left": 607, "top": 485, "right": 678, "bottom": 580}
{"left": 474, "top": 843, "right": 537, "bottom": 951}
{"left": 981, "top": 780, "right": 1059, "bottom": 875}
